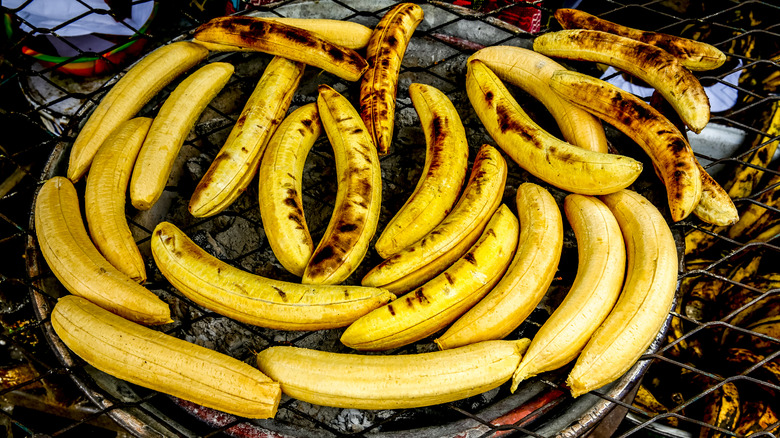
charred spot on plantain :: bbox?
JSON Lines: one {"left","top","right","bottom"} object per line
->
{"left": 272, "top": 286, "right": 288, "bottom": 302}
{"left": 484, "top": 91, "right": 494, "bottom": 106}
{"left": 387, "top": 304, "right": 396, "bottom": 316}
{"left": 444, "top": 272, "right": 455, "bottom": 286}
{"left": 338, "top": 223, "right": 358, "bottom": 233}
{"left": 464, "top": 252, "right": 478, "bottom": 265}
{"left": 326, "top": 46, "right": 346, "bottom": 62}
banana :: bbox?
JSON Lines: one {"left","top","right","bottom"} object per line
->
{"left": 533, "top": 29, "right": 711, "bottom": 134}
{"left": 301, "top": 85, "right": 382, "bottom": 285}
{"left": 151, "top": 221, "right": 395, "bottom": 331}
{"left": 341, "top": 204, "right": 519, "bottom": 351}
{"left": 35, "top": 177, "right": 171, "bottom": 326}
{"left": 130, "top": 62, "right": 234, "bottom": 211}
{"left": 566, "top": 189, "right": 678, "bottom": 398}
{"left": 84, "top": 117, "right": 152, "bottom": 284}
{"left": 511, "top": 194, "right": 626, "bottom": 392}
{"left": 193, "top": 16, "right": 367, "bottom": 82}
{"left": 435, "top": 183, "right": 563, "bottom": 350}
{"left": 699, "top": 382, "right": 741, "bottom": 438}
{"left": 468, "top": 46, "right": 608, "bottom": 153}
{"left": 361, "top": 144, "right": 506, "bottom": 294}
{"left": 257, "top": 103, "right": 321, "bottom": 277}
{"left": 693, "top": 161, "right": 740, "bottom": 226}
{"left": 633, "top": 385, "right": 678, "bottom": 427}
{"left": 359, "top": 2, "right": 424, "bottom": 155}
{"left": 728, "top": 171, "right": 780, "bottom": 239}
{"left": 67, "top": 41, "right": 208, "bottom": 182}
{"left": 195, "top": 17, "right": 372, "bottom": 51}
{"left": 51, "top": 295, "right": 280, "bottom": 419}
{"left": 374, "top": 83, "right": 469, "bottom": 259}
{"left": 255, "top": 338, "right": 530, "bottom": 410}
{"left": 189, "top": 56, "right": 303, "bottom": 218}
{"left": 548, "top": 70, "right": 702, "bottom": 222}
{"left": 553, "top": 8, "right": 726, "bottom": 71}
{"left": 466, "top": 59, "right": 642, "bottom": 195}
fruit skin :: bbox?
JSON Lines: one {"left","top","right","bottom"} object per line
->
{"left": 67, "top": 41, "right": 208, "bottom": 182}
{"left": 466, "top": 59, "right": 642, "bottom": 195}
{"left": 189, "top": 56, "right": 304, "bottom": 218}
{"left": 533, "top": 29, "right": 711, "bottom": 134}
{"left": 359, "top": 2, "right": 424, "bottom": 155}
{"left": 84, "top": 117, "right": 152, "bottom": 284}
{"left": 361, "top": 144, "right": 506, "bottom": 294}
{"left": 301, "top": 84, "right": 383, "bottom": 285}
{"left": 35, "top": 177, "right": 171, "bottom": 326}
{"left": 566, "top": 189, "right": 678, "bottom": 398}
{"left": 193, "top": 15, "right": 367, "bottom": 82}
{"left": 341, "top": 204, "right": 519, "bottom": 351}
{"left": 553, "top": 8, "right": 726, "bottom": 71}
{"left": 130, "top": 62, "right": 234, "bottom": 211}
{"left": 257, "top": 103, "right": 321, "bottom": 277}
{"left": 548, "top": 70, "right": 702, "bottom": 222}
{"left": 468, "top": 46, "right": 608, "bottom": 153}
{"left": 374, "top": 83, "right": 470, "bottom": 259}
{"left": 51, "top": 295, "right": 281, "bottom": 419}
{"left": 436, "top": 183, "right": 564, "bottom": 350}
{"left": 151, "top": 221, "right": 394, "bottom": 331}
{"left": 511, "top": 194, "right": 626, "bottom": 392}
{"left": 255, "top": 338, "right": 530, "bottom": 410}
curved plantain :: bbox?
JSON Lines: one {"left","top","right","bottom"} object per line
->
{"left": 374, "top": 83, "right": 469, "bottom": 259}
{"left": 693, "top": 161, "right": 739, "bottom": 226}
{"left": 151, "top": 221, "right": 395, "bottom": 331}
{"left": 342, "top": 204, "right": 519, "bottom": 351}
{"left": 466, "top": 59, "right": 642, "bottom": 195}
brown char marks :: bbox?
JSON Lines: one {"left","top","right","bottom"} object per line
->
{"left": 494, "top": 104, "right": 541, "bottom": 147}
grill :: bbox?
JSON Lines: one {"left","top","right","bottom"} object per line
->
{"left": 1, "top": 0, "right": 778, "bottom": 437}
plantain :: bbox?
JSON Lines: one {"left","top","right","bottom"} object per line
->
{"left": 374, "top": 83, "right": 469, "bottom": 259}
{"left": 193, "top": 16, "right": 367, "bottom": 82}
{"left": 533, "top": 29, "right": 711, "bottom": 134}
{"left": 553, "top": 8, "right": 726, "bottom": 71}
{"left": 67, "top": 41, "right": 208, "bottom": 182}
{"left": 468, "top": 46, "right": 608, "bottom": 153}
{"left": 151, "top": 221, "right": 394, "bottom": 331}
{"left": 633, "top": 384, "right": 679, "bottom": 427}
{"left": 35, "top": 177, "right": 171, "bottom": 326}
{"left": 567, "top": 189, "right": 678, "bottom": 398}
{"left": 130, "top": 62, "right": 234, "bottom": 211}
{"left": 699, "top": 382, "right": 741, "bottom": 438}
{"left": 359, "top": 2, "right": 424, "bottom": 154}
{"left": 466, "top": 59, "right": 642, "bottom": 195}
{"left": 512, "top": 194, "right": 626, "bottom": 392}
{"left": 301, "top": 84, "right": 382, "bottom": 285}
{"left": 257, "top": 103, "right": 321, "bottom": 277}
{"left": 341, "top": 204, "right": 519, "bottom": 351}
{"left": 84, "top": 117, "right": 152, "bottom": 284}
{"left": 728, "top": 170, "right": 780, "bottom": 239}
{"left": 255, "top": 339, "right": 530, "bottom": 410}
{"left": 435, "top": 183, "right": 563, "bottom": 350}
{"left": 189, "top": 56, "right": 303, "bottom": 218}
{"left": 693, "top": 161, "right": 740, "bottom": 227}
{"left": 361, "top": 144, "right": 506, "bottom": 294}
{"left": 52, "top": 295, "right": 280, "bottom": 419}
{"left": 735, "top": 399, "right": 780, "bottom": 437}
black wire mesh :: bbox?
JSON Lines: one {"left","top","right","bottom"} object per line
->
{"left": 0, "top": 0, "right": 778, "bottom": 437}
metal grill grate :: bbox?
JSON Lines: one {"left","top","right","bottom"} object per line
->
{"left": 0, "top": 0, "right": 778, "bottom": 437}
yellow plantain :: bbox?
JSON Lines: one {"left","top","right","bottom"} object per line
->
{"left": 693, "top": 161, "right": 740, "bottom": 226}
{"left": 548, "top": 70, "right": 702, "bottom": 222}
{"left": 195, "top": 17, "right": 372, "bottom": 51}
{"left": 67, "top": 41, "right": 208, "bottom": 182}
{"left": 341, "top": 204, "right": 519, "bottom": 351}
{"left": 189, "top": 56, "right": 303, "bottom": 218}
{"left": 436, "top": 183, "right": 563, "bottom": 350}
{"left": 699, "top": 382, "right": 741, "bottom": 438}
{"left": 257, "top": 103, "right": 321, "bottom": 277}
{"left": 52, "top": 295, "right": 280, "bottom": 419}
{"left": 130, "top": 62, "right": 234, "bottom": 211}
{"left": 84, "top": 117, "right": 152, "bottom": 284}
{"left": 151, "top": 221, "right": 395, "bottom": 331}
{"left": 301, "top": 85, "right": 383, "bottom": 285}
{"left": 566, "top": 189, "right": 678, "bottom": 398}
{"left": 553, "top": 8, "right": 726, "bottom": 71}
{"left": 466, "top": 59, "right": 642, "bottom": 195}
{"left": 361, "top": 144, "right": 506, "bottom": 294}
{"left": 193, "top": 16, "right": 367, "bottom": 82}
{"left": 35, "top": 177, "right": 171, "bottom": 325}
{"left": 728, "top": 170, "right": 780, "bottom": 239}
{"left": 359, "top": 2, "right": 424, "bottom": 155}
{"left": 533, "top": 29, "right": 711, "bottom": 133}
{"left": 511, "top": 194, "right": 625, "bottom": 391}
{"left": 468, "top": 46, "right": 608, "bottom": 153}
{"left": 374, "top": 83, "right": 469, "bottom": 259}
{"left": 255, "top": 338, "right": 530, "bottom": 410}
